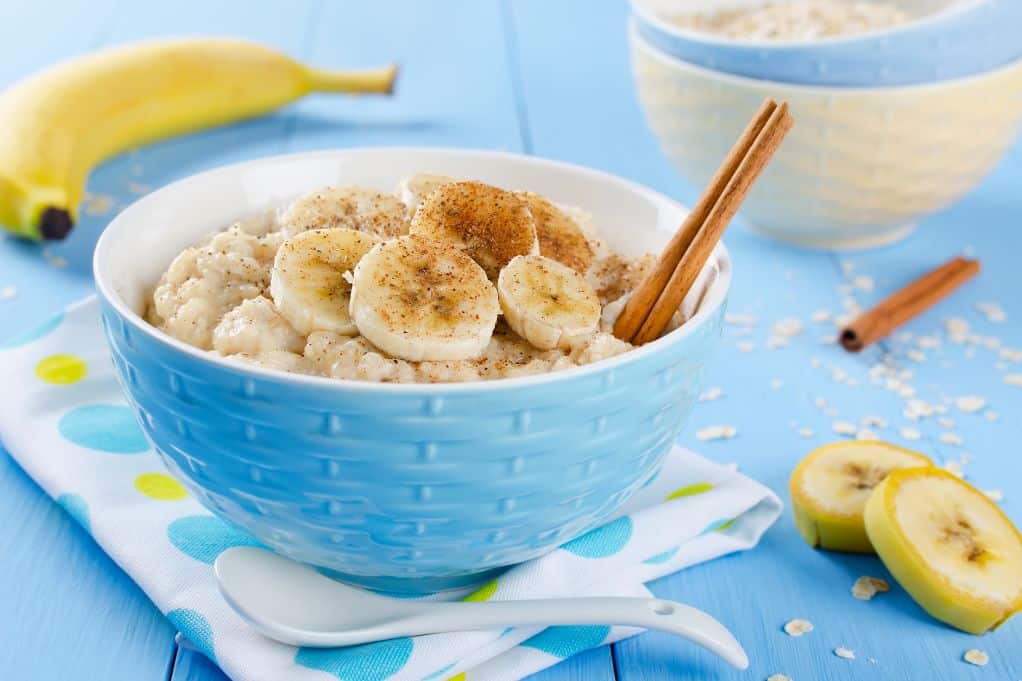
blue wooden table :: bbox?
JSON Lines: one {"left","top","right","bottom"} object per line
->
{"left": 1, "top": 1, "right": 1020, "bottom": 679}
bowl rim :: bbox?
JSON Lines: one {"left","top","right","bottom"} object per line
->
{"left": 630, "top": 17, "right": 1022, "bottom": 92}
{"left": 630, "top": 0, "right": 989, "bottom": 50}
{"left": 94, "top": 147, "right": 732, "bottom": 395}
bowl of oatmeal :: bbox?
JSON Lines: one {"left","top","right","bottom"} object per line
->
{"left": 632, "top": 0, "right": 1022, "bottom": 86}
{"left": 631, "top": 21, "right": 1022, "bottom": 248}
{"left": 93, "top": 148, "right": 730, "bottom": 593}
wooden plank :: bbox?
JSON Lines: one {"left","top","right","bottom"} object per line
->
{"left": 508, "top": 1, "right": 1022, "bottom": 680}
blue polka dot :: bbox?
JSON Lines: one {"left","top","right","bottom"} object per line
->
{"left": 0, "top": 311, "right": 64, "bottom": 349}
{"left": 296, "top": 637, "right": 413, "bottom": 681}
{"left": 561, "top": 517, "right": 633, "bottom": 558}
{"left": 421, "top": 662, "right": 456, "bottom": 680}
{"left": 522, "top": 625, "right": 610, "bottom": 658}
{"left": 56, "top": 493, "right": 90, "bottom": 533}
{"left": 58, "top": 404, "right": 148, "bottom": 454}
{"left": 641, "top": 546, "right": 679, "bottom": 565}
{"left": 167, "top": 609, "right": 216, "bottom": 662}
{"left": 167, "top": 515, "right": 262, "bottom": 564}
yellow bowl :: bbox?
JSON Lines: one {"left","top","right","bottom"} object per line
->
{"left": 630, "top": 21, "right": 1022, "bottom": 249}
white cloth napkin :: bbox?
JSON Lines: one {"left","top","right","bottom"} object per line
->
{"left": 0, "top": 297, "right": 782, "bottom": 681}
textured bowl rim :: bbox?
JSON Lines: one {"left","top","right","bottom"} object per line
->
{"left": 630, "top": 18, "right": 1022, "bottom": 92}
{"left": 94, "top": 147, "right": 732, "bottom": 395}
{"left": 630, "top": 0, "right": 987, "bottom": 49}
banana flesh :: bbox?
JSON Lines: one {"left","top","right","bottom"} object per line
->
{"left": 498, "top": 254, "right": 601, "bottom": 350}
{"left": 0, "top": 38, "right": 396, "bottom": 240}
{"left": 790, "top": 441, "right": 931, "bottom": 553}
{"left": 349, "top": 234, "right": 499, "bottom": 362}
{"left": 865, "top": 468, "right": 1022, "bottom": 634}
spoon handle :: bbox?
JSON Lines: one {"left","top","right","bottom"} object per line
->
{"left": 346, "top": 598, "right": 747, "bottom": 670}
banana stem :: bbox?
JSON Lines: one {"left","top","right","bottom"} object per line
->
{"left": 306, "top": 64, "right": 398, "bottom": 95}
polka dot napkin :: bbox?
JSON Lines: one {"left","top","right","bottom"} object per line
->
{"left": 0, "top": 298, "right": 782, "bottom": 681}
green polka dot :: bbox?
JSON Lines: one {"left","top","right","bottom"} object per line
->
{"left": 463, "top": 579, "right": 498, "bottom": 602}
{"left": 35, "top": 354, "right": 87, "bottom": 384}
{"left": 715, "top": 518, "right": 736, "bottom": 532}
{"left": 135, "top": 473, "right": 188, "bottom": 500}
{"left": 665, "top": 482, "right": 713, "bottom": 501}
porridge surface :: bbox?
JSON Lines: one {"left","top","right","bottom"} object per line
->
{"left": 147, "top": 176, "right": 667, "bottom": 383}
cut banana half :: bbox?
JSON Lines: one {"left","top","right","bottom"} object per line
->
{"left": 497, "top": 254, "right": 601, "bottom": 350}
{"left": 269, "top": 228, "right": 378, "bottom": 336}
{"left": 790, "top": 441, "right": 932, "bottom": 553}
{"left": 409, "top": 181, "right": 539, "bottom": 280}
{"left": 395, "top": 173, "right": 457, "bottom": 216}
{"left": 280, "top": 186, "right": 409, "bottom": 238}
{"left": 515, "top": 192, "right": 594, "bottom": 274}
{"left": 865, "top": 468, "right": 1022, "bottom": 634}
{"left": 349, "top": 234, "right": 499, "bottom": 361}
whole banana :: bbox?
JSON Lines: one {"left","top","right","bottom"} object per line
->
{"left": 0, "top": 38, "right": 396, "bottom": 240}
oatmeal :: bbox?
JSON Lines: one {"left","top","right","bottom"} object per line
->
{"left": 146, "top": 176, "right": 661, "bottom": 383}
{"left": 670, "top": 1, "right": 913, "bottom": 42}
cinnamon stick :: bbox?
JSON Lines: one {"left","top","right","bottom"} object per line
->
{"left": 613, "top": 99, "right": 778, "bottom": 343}
{"left": 840, "top": 257, "right": 980, "bottom": 352}
{"left": 629, "top": 102, "right": 794, "bottom": 346}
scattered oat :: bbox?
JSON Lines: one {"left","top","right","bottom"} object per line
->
{"left": 82, "top": 192, "right": 113, "bottom": 216}
{"left": 810, "top": 357, "right": 822, "bottom": 368}
{"left": 916, "top": 335, "right": 941, "bottom": 349}
{"left": 48, "top": 256, "right": 68, "bottom": 269}
{"left": 819, "top": 334, "right": 837, "bottom": 345}
{"left": 954, "top": 395, "right": 986, "bottom": 413}
{"left": 770, "top": 378, "right": 783, "bottom": 389}
{"left": 766, "top": 336, "right": 789, "bottom": 350}
{"left": 127, "top": 182, "right": 152, "bottom": 195}
{"left": 963, "top": 649, "right": 989, "bottom": 667}
{"left": 1003, "top": 374, "right": 1022, "bottom": 388}
{"left": 985, "top": 410, "right": 999, "bottom": 422}
{"left": 999, "top": 348, "right": 1022, "bottom": 362}
{"left": 0, "top": 285, "right": 16, "bottom": 300}
{"left": 783, "top": 619, "right": 813, "bottom": 637}
{"left": 767, "top": 675, "right": 792, "bottom": 681}
{"left": 840, "top": 260, "right": 855, "bottom": 275}
{"left": 813, "top": 397, "right": 826, "bottom": 409}
{"left": 824, "top": 407, "right": 838, "bottom": 417}
{"left": 725, "top": 312, "right": 757, "bottom": 326}
{"left": 938, "top": 417, "right": 955, "bottom": 429}
{"left": 899, "top": 427, "right": 922, "bottom": 441}
{"left": 811, "top": 309, "right": 831, "bottom": 323}
{"left": 984, "top": 489, "right": 1004, "bottom": 502}
{"left": 861, "top": 415, "right": 887, "bottom": 428}
{"left": 906, "top": 349, "right": 926, "bottom": 362}
{"left": 943, "top": 460, "right": 964, "bottom": 478}
{"left": 772, "top": 317, "right": 803, "bottom": 337}
{"left": 852, "top": 275, "right": 874, "bottom": 292}
{"left": 698, "top": 387, "right": 723, "bottom": 402}
{"left": 798, "top": 428, "right": 814, "bottom": 438}
{"left": 737, "top": 341, "right": 756, "bottom": 353}
{"left": 696, "top": 425, "right": 737, "bottom": 441}
{"left": 856, "top": 429, "right": 878, "bottom": 441}
{"left": 852, "top": 576, "right": 890, "bottom": 601}
{"left": 940, "top": 432, "right": 963, "bottom": 446}
{"left": 831, "top": 368, "right": 847, "bottom": 383}
{"left": 976, "top": 302, "right": 1006, "bottom": 323}
{"left": 834, "top": 647, "right": 856, "bottom": 660}
{"left": 833, "top": 421, "right": 857, "bottom": 436}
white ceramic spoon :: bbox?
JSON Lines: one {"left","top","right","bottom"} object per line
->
{"left": 214, "top": 547, "right": 748, "bottom": 670}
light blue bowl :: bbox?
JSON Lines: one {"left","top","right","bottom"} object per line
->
{"left": 93, "top": 148, "right": 731, "bottom": 593}
{"left": 632, "top": 0, "right": 1022, "bottom": 87}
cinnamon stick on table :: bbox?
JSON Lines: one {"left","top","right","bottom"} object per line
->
{"left": 840, "top": 257, "right": 980, "bottom": 352}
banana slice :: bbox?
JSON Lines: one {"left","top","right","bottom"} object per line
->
{"left": 280, "top": 186, "right": 409, "bottom": 238}
{"left": 865, "top": 468, "right": 1022, "bottom": 634}
{"left": 349, "top": 234, "right": 499, "bottom": 361}
{"left": 515, "top": 192, "right": 594, "bottom": 274}
{"left": 395, "top": 173, "right": 457, "bottom": 216}
{"left": 497, "top": 254, "right": 601, "bottom": 350}
{"left": 790, "top": 441, "right": 932, "bottom": 553}
{"left": 269, "top": 228, "right": 378, "bottom": 336}
{"left": 409, "top": 181, "right": 539, "bottom": 280}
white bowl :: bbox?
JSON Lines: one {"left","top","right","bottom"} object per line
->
{"left": 630, "top": 21, "right": 1022, "bottom": 249}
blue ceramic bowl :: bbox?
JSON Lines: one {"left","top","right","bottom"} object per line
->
{"left": 632, "top": 0, "right": 1022, "bottom": 87}
{"left": 93, "top": 148, "right": 731, "bottom": 593}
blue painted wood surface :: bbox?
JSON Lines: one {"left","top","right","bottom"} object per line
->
{"left": 0, "top": 1, "right": 1020, "bottom": 680}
